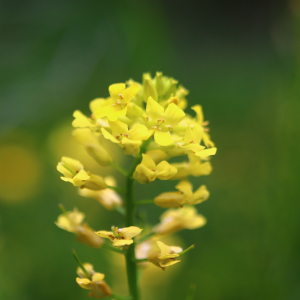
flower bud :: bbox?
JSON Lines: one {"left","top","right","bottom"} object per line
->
{"left": 81, "top": 173, "right": 107, "bottom": 191}
{"left": 143, "top": 73, "right": 157, "bottom": 102}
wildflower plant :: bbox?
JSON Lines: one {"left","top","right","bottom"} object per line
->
{"left": 55, "top": 72, "right": 216, "bottom": 300}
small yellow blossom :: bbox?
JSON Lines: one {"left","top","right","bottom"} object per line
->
{"left": 170, "top": 152, "right": 212, "bottom": 180}
{"left": 94, "top": 83, "right": 140, "bottom": 121}
{"left": 153, "top": 206, "right": 206, "bottom": 236}
{"left": 79, "top": 176, "right": 122, "bottom": 210}
{"left": 73, "top": 128, "right": 112, "bottom": 166}
{"left": 133, "top": 154, "right": 177, "bottom": 184}
{"left": 147, "top": 241, "right": 182, "bottom": 270}
{"left": 55, "top": 208, "right": 103, "bottom": 248}
{"left": 101, "top": 120, "right": 152, "bottom": 155}
{"left": 57, "top": 157, "right": 107, "bottom": 190}
{"left": 154, "top": 181, "right": 209, "bottom": 208}
{"left": 144, "top": 97, "right": 185, "bottom": 146}
{"left": 95, "top": 226, "right": 143, "bottom": 247}
{"left": 76, "top": 263, "right": 112, "bottom": 298}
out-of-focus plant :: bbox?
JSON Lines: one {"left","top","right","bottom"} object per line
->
{"left": 55, "top": 72, "right": 217, "bottom": 300}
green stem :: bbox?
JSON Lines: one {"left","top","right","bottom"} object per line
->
{"left": 110, "top": 162, "right": 128, "bottom": 176}
{"left": 71, "top": 249, "right": 92, "bottom": 280}
{"left": 134, "top": 199, "right": 154, "bottom": 206}
{"left": 136, "top": 232, "right": 155, "bottom": 244}
{"left": 124, "top": 139, "right": 151, "bottom": 300}
{"left": 135, "top": 258, "right": 148, "bottom": 263}
{"left": 178, "top": 244, "right": 196, "bottom": 256}
{"left": 102, "top": 243, "right": 124, "bottom": 254}
{"left": 107, "top": 185, "right": 125, "bottom": 193}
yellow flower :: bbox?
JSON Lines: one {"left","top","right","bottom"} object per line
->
{"left": 170, "top": 152, "right": 212, "bottom": 180}
{"left": 154, "top": 181, "right": 209, "bottom": 208}
{"left": 55, "top": 208, "right": 103, "bottom": 248}
{"left": 57, "top": 157, "right": 107, "bottom": 190}
{"left": 147, "top": 241, "right": 182, "bottom": 270}
{"left": 79, "top": 176, "right": 122, "bottom": 210}
{"left": 76, "top": 264, "right": 112, "bottom": 298}
{"left": 73, "top": 128, "right": 112, "bottom": 166}
{"left": 94, "top": 83, "right": 140, "bottom": 121}
{"left": 133, "top": 154, "right": 177, "bottom": 184}
{"left": 101, "top": 120, "right": 152, "bottom": 155}
{"left": 95, "top": 226, "right": 142, "bottom": 247}
{"left": 144, "top": 97, "right": 185, "bottom": 146}
{"left": 153, "top": 206, "right": 206, "bottom": 236}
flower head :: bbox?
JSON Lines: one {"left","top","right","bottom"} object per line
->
{"left": 95, "top": 226, "right": 143, "bottom": 248}
{"left": 147, "top": 241, "right": 182, "bottom": 270}
{"left": 94, "top": 83, "right": 140, "bottom": 121}
{"left": 154, "top": 180, "right": 209, "bottom": 208}
{"left": 144, "top": 97, "right": 185, "bottom": 146}
{"left": 76, "top": 263, "right": 112, "bottom": 298}
{"left": 170, "top": 152, "right": 212, "bottom": 180}
{"left": 153, "top": 206, "right": 206, "bottom": 236}
{"left": 57, "top": 157, "right": 107, "bottom": 190}
{"left": 133, "top": 154, "right": 177, "bottom": 184}
{"left": 101, "top": 120, "right": 152, "bottom": 155}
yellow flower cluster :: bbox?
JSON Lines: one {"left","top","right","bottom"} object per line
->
{"left": 55, "top": 72, "right": 217, "bottom": 297}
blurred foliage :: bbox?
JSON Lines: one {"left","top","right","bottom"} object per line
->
{"left": 0, "top": 0, "right": 299, "bottom": 299}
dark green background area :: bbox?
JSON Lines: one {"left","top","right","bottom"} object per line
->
{"left": 1, "top": 1, "right": 299, "bottom": 299}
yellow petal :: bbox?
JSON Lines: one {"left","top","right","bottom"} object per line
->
{"left": 101, "top": 128, "right": 120, "bottom": 144}
{"left": 117, "top": 226, "right": 143, "bottom": 239}
{"left": 76, "top": 277, "right": 91, "bottom": 289}
{"left": 108, "top": 120, "right": 128, "bottom": 136}
{"left": 94, "top": 230, "right": 114, "bottom": 241}
{"left": 107, "top": 107, "right": 127, "bottom": 121}
{"left": 133, "top": 164, "right": 156, "bottom": 184}
{"left": 175, "top": 180, "right": 193, "bottom": 198}
{"left": 164, "top": 103, "right": 185, "bottom": 127}
{"left": 89, "top": 98, "right": 107, "bottom": 113}
{"left": 73, "top": 170, "right": 90, "bottom": 185}
{"left": 154, "top": 192, "right": 185, "bottom": 208}
{"left": 159, "top": 259, "right": 181, "bottom": 267}
{"left": 187, "top": 185, "right": 209, "bottom": 205}
{"left": 61, "top": 157, "right": 83, "bottom": 173}
{"left": 154, "top": 131, "right": 174, "bottom": 146}
{"left": 77, "top": 263, "right": 94, "bottom": 278}
{"left": 72, "top": 110, "right": 94, "bottom": 128}
{"left": 113, "top": 239, "right": 133, "bottom": 247}
{"left": 156, "top": 161, "right": 177, "bottom": 180}
{"left": 92, "top": 273, "right": 105, "bottom": 281}
{"left": 109, "top": 83, "right": 126, "bottom": 98}
{"left": 157, "top": 241, "right": 172, "bottom": 258}
{"left": 195, "top": 147, "right": 217, "bottom": 158}
{"left": 146, "top": 97, "right": 164, "bottom": 120}
{"left": 129, "top": 124, "right": 154, "bottom": 141}
{"left": 122, "top": 83, "right": 140, "bottom": 102}
{"left": 191, "top": 105, "right": 204, "bottom": 124}
{"left": 140, "top": 154, "right": 156, "bottom": 170}
{"left": 94, "top": 104, "right": 116, "bottom": 119}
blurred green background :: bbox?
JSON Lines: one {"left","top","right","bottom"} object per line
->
{"left": 1, "top": 0, "right": 300, "bottom": 299}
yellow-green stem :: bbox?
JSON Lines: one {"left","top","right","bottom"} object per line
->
{"left": 124, "top": 139, "right": 151, "bottom": 300}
